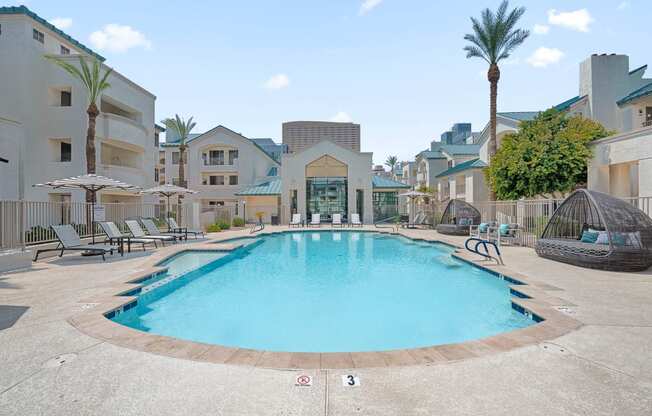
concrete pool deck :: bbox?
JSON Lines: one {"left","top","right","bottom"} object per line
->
{"left": 1, "top": 226, "right": 651, "bottom": 415}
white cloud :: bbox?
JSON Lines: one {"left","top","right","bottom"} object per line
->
{"left": 89, "top": 24, "right": 152, "bottom": 53}
{"left": 330, "top": 112, "right": 353, "bottom": 123}
{"left": 359, "top": 0, "right": 382, "bottom": 15}
{"left": 49, "top": 17, "right": 72, "bottom": 30}
{"left": 264, "top": 74, "right": 290, "bottom": 90}
{"left": 527, "top": 47, "right": 564, "bottom": 68}
{"left": 617, "top": 1, "right": 630, "bottom": 10}
{"left": 533, "top": 24, "right": 550, "bottom": 35}
{"left": 547, "top": 9, "right": 594, "bottom": 32}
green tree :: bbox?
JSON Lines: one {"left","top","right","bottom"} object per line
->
{"left": 463, "top": 0, "right": 529, "bottom": 200}
{"left": 45, "top": 56, "right": 112, "bottom": 199}
{"left": 486, "top": 109, "right": 613, "bottom": 200}
{"left": 161, "top": 115, "right": 197, "bottom": 201}
{"left": 385, "top": 155, "right": 398, "bottom": 174}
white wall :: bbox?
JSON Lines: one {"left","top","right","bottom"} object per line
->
{"left": 0, "top": 118, "right": 23, "bottom": 199}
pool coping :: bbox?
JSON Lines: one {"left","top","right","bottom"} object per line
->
{"left": 67, "top": 228, "right": 582, "bottom": 369}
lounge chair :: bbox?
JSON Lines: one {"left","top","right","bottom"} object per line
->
{"left": 308, "top": 213, "right": 321, "bottom": 228}
{"left": 33, "top": 224, "right": 114, "bottom": 261}
{"left": 331, "top": 213, "right": 343, "bottom": 227}
{"left": 125, "top": 220, "right": 177, "bottom": 245}
{"left": 350, "top": 213, "right": 362, "bottom": 227}
{"left": 99, "top": 221, "right": 157, "bottom": 252}
{"left": 166, "top": 217, "right": 204, "bottom": 239}
{"left": 141, "top": 218, "right": 186, "bottom": 241}
{"left": 289, "top": 213, "right": 302, "bottom": 228}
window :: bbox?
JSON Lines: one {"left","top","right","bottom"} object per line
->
{"left": 33, "top": 28, "right": 44, "bottom": 43}
{"left": 447, "top": 160, "right": 453, "bottom": 168}
{"left": 209, "top": 175, "right": 224, "bottom": 186}
{"left": 205, "top": 150, "right": 224, "bottom": 165}
{"left": 60, "top": 90, "right": 72, "bottom": 107}
{"left": 154, "top": 132, "right": 160, "bottom": 147}
{"left": 172, "top": 152, "right": 185, "bottom": 164}
{"left": 228, "top": 150, "right": 238, "bottom": 165}
{"left": 60, "top": 45, "right": 70, "bottom": 55}
{"left": 154, "top": 168, "right": 159, "bottom": 183}
{"left": 60, "top": 142, "right": 71, "bottom": 162}
{"left": 229, "top": 175, "right": 238, "bottom": 185}
{"left": 208, "top": 201, "right": 225, "bottom": 206}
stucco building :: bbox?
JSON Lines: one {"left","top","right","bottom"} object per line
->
{"left": 282, "top": 121, "right": 361, "bottom": 153}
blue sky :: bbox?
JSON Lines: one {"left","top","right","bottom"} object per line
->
{"left": 22, "top": 0, "right": 650, "bottom": 163}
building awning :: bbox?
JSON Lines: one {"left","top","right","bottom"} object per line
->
{"left": 235, "top": 178, "right": 282, "bottom": 196}
{"left": 435, "top": 158, "right": 488, "bottom": 178}
{"left": 372, "top": 176, "right": 409, "bottom": 189}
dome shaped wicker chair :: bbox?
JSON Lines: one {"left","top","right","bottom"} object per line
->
{"left": 435, "top": 199, "right": 481, "bottom": 236}
{"left": 535, "top": 189, "right": 652, "bottom": 272}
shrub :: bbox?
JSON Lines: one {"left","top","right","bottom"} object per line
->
{"left": 206, "top": 223, "right": 222, "bottom": 233}
{"left": 216, "top": 220, "right": 230, "bottom": 230}
{"left": 232, "top": 217, "right": 245, "bottom": 227}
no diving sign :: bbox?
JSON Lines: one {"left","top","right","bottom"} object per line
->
{"left": 295, "top": 375, "right": 312, "bottom": 387}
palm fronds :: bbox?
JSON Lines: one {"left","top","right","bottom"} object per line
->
{"left": 45, "top": 56, "right": 112, "bottom": 105}
{"left": 161, "top": 115, "right": 197, "bottom": 145}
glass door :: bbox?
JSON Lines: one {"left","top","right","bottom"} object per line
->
{"left": 306, "top": 177, "right": 348, "bottom": 222}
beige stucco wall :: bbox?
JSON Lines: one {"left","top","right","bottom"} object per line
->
{"left": 243, "top": 195, "right": 279, "bottom": 224}
{"left": 280, "top": 140, "right": 373, "bottom": 224}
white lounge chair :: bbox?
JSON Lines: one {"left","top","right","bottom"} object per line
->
{"left": 308, "top": 213, "right": 321, "bottom": 227}
{"left": 99, "top": 221, "right": 157, "bottom": 252}
{"left": 166, "top": 217, "right": 204, "bottom": 239}
{"left": 350, "top": 213, "right": 362, "bottom": 227}
{"left": 34, "top": 224, "right": 114, "bottom": 261}
{"left": 289, "top": 213, "right": 302, "bottom": 228}
{"left": 331, "top": 213, "right": 343, "bottom": 227}
{"left": 125, "top": 220, "right": 176, "bottom": 245}
{"left": 141, "top": 218, "right": 186, "bottom": 241}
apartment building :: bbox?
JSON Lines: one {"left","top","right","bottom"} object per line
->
{"left": 282, "top": 121, "right": 361, "bottom": 153}
{"left": 250, "top": 138, "right": 288, "bottom": 162}
{"left": 0, "top": 6, "right": 158, "bottom": 203}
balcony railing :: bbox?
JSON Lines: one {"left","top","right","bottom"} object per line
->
{"left": 643, "top": 120, "right": 652, "bottom": 128}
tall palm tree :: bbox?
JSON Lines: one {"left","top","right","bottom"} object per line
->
{"left": 385, "top": 155, "right": 398, "bottom": 175}
{"left": 161, "top": 115, "right": 196, "bottom": 202}
{"left": 44, "top": 56, "right": 112, "bottom": 201}
{"left": 463, "top": 0, "right": 529, "bottom": 200}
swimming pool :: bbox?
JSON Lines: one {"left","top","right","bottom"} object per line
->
{"left": 113, "top": 231, "right": 534, "bottom": 352}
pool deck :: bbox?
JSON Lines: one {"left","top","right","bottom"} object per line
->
{"left": 1, "top": 226, "right": 651, "bottom": 415}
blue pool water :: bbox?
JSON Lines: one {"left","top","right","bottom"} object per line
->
{"left": 114, "top": 232, "right": 534, "bottom": 352}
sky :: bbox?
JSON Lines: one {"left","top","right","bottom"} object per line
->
{"left": 21, "top": 0, "right": 651, "bottom": 164}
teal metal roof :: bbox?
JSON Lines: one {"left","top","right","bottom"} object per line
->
{"left": 435, "top": 158, "right": 487, "bottom": 178}
{"left": 417, "top": 150, "right": 445, "bottom": 159}
{"left": 372, "top": 176, "right": 409, "bottom": 189}
{"left": 267, "top": 167, "right": 278, "bottom": 177}
{"left": 0, "top": 6, "right": 105, "bottom": 61}
{"left": 439, "top": 144, "right": 480, "bottom": 156}
{"left": 629, "top": 64, "right": 647, "bottom": 75}
{"left": 236, "top": 178, "right": 282, "bottom": 196}
{"left": 497, "top": 111, "right": 540, "bottom": 122}
{"left": 554, "top": 95, "right": 586, "bottom": 111}
{"left": 617, "top": 82, "right": 652, "bottom": 106}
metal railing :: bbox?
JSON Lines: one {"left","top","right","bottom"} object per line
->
{"left": 0, "top": 200, "right": 195, "bottom": 250}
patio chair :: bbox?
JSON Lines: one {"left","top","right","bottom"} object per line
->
{"left": 308, "top": 213, "right": 321, "bottom": 228}
{"left": 470, "top": 221, "right": 497, "bottom": 239}
{"left": 289, "top": 213, "right": 302, "bottom": 228}
{"left": 33, "top": 224, "right": 114, "bottom": 261}
{"left": 141, "top": 218, "right": 186, "bottom": 241}
{"left": 350, "top": 213, "right": 363, "bottom": 227}
{"left": 125, "top": 220, "right": 177, "bottom": 245}
{"left": 166, "top": 217, "right": 204, "bottom": 239}
{"left": 488, "top": 223, "right": 521, "bottom": 246}
{"left": 99, "top": 221, "right": 157, "bottom": 252}
{"left": 331, "top": 213, "right": 343, "bottom": 228}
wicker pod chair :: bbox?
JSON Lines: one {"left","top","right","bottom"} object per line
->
{"left": 535, "top": 189, "right": 652, "bottom": 272}
{"left": 435, "top": 199, "right": 481, "bottom": 236}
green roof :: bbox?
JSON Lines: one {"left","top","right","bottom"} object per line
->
{"left": 236, "top": 178, "right": 282, "bottom": 196}
{"left": 497, "top": 111, "right": 540, "bottom": 122}
{"left": 617, "top": 82, "right": 652, "bottom": 106}
{"left": 554, "top": 95, "right": 586, "bottom": 111}
{"left": 417, "top": 150, "right": 445, "bottom": 159}
{"left": 439, "top": 144, "right": 480, "bottom": 156}
{"left": 435, "top": 158, "right": 487, "bottom": 178}
{"left": 372, "top": 176, "right": 409, "bottom": 189}
{"left": 0, "top": 6, "right": 105, "bottom": 62}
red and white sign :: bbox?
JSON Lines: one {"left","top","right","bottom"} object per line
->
{"left": 295, "top": 375, "right": 312, "bottom": 387}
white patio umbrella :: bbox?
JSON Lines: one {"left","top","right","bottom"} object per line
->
{"left": 139, "top": 184, "right": 198, "bottom": 219}
{"left": 399, "top": 190, "right": 430, "bottom": 226}
{"left": 34, "top": 174, "right": 140, "bottom": 243}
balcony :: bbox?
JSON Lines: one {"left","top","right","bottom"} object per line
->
{"left": 99, "top": 164, "right": 149, "bottom": 187}
{"left": 97, "top": 113, "right": 149, "bottom": 150}
{"left": 201, "top": 158, "right": 239, "bottom": 172}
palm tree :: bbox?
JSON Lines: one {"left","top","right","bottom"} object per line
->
{"left": 44, "top": 56, "right": 112, "bottom": 201}
{"left": 463, "top": 0, "right": 529, "bottom": 200}
{"left": 161, "top": 115, "right": 196, "bottom": 202}
{"left": 385, "top": 155, "right": 398, "bottom": 175}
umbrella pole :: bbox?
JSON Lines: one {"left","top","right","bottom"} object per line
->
{"left": 91, "top": 190, "right": 96, "bottom": 244}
